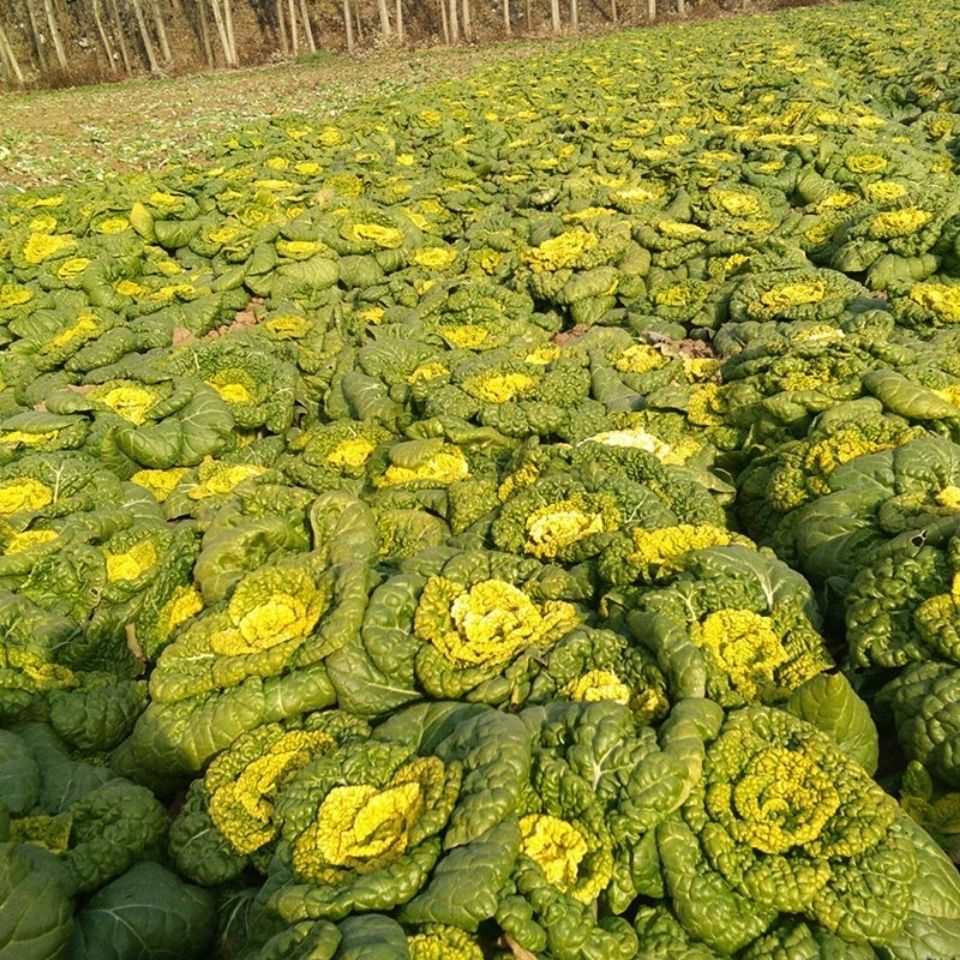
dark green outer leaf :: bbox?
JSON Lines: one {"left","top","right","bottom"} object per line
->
{"left": 0, "top": 843, "right": 74, "bottom": 960}
{"left": 66, "top": 862, "right": 215, "bottom": 960}
{"left": 400, "top": 821, "right": 521, "bottom": 931}
{"left": 335, "top": 915, "right": 408, "bottom": 960}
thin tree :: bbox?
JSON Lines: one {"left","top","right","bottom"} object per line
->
{"left": 439, "top": 0, "right": 449, "bottom": 44}
{"left": 677, "top": 0, "right": 685, "bottom": 13}
{"left": 105, "top": 0, "right": 132, "bottom": 72}
{"left": 149, "top": 0, "right": 173, "bottom": 63}
{"left": 42, "top": 0, "right": 69, "bottom": 71}
{"left": 195, "top": 0, "right": 214, "bottom": 65}
{"left": 0, "top": 19, "right": 25, "bottom": 84}
{"left": 447, "top": 0, "right": 459, "bottom": 42}
{"left": 502, "top": 0, "right": 510, "bottom": 35}
{"left": 648, "top": 0, "right": 656, "bottom": 19}
{"left": 24, "top": 0, "right": 49, "bottom": 71}
{"left": 461, "top": 0, "right": 471, "bottom": 40}
{"left": 342, "top": 0, "right": 354, "bottom": 54}
{"left": 222, "top": 0, "right": 237, "bottom": 64}
{"left": 208, "top": 0, "right": 236, "bottom": 66}
{"left": 130, "top": 0, "right": 160, "bottom": 71}
{"left": 274, "top": 0, "right": 288, "bottom": 52}
{"left": 91, "top": 0, "right": 120, "bottom": 71}
{"left": 394, "top": 0, "right": 403, "bottom": 43}
{"left": 377, "top": 0, "right": 392, "bottom": 39}
{"left": 550, "top": 0, "right": 561, "bottom": 34}
{"left": 286, "top": 0, "right": 298, "bottom": 52}
{"left": 569, "top": 0, "right": 578, "bottom": 30}
{"left": 297, "top": 0, "right": 315, "bottom": 52}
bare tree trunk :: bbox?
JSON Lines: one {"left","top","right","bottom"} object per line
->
{"left": 43, "top": 0, "right": 69, "bottom": 70}
{"left": 91, "top": 0, "right": 119, "bottom": 71}
{"left": 25, "top": 0, "right": 49, "bottom": 71}
{"left": 275, "top": 0, "right": 288, "bottom": 52}
{"left": 106, "top": 0, "right": 132, "bottom": 71}
{"left": 677, "top": 0, "right": 685, "bottom": 14}
{"left": 609, "top": 0, "right": 617, "bottom": 21}
{"left": 502, "top": 0, "right": 510, "bottom": 34}
{"left": 0, "top": 29, "right": 13, "bottom": 83}
{"left": 461, "top": 0, "right": 471, "bottom": 39}
{"left": 394, "top": 0, "right": 404, "bottom": 42}
{"left": 0, "top": 20, "right": 25, "bottom": 84}
{"left": 647, "top": 0, "right": 655, "bottom": 18}
{"left": 208, "top": 0, "right": 232, "bottom": 65}
{"left": 197, "top": 0, "right": 214, "bottom": 65}
{"left": 377, "top": 0, "right": 391, "bottom": 38}
{"left": 354, "top": 2, "right": 363, "bottom": 42}
{"left": 525, "top": 0, "right": 531, "bottom": 31}
{"left": 341, "top": 0, "right": 354, "bottom": 54}
{"left": 447, "top": 0, "right": 459, "bottom": 42}
{"left": 130, "top": 0, "right": 161, "bottom": 71}
{"left": 286, "top": 0, "right": 298, "bottom": 52}
{"left": 222, "top": 0, "right": 237, "bottom": 63}
{"left": 439, "top": 0, "right": 449, "bottom": 43}
{"left": 569, "top": 0, "right": 577, "bottom": 30}
{"left": 297, "top": 0, "right": 315, "bottom": 51}
{"left": 550, "top": 0, "right": 561, "bottom": 33}
{"left": 150, "top": 0, "right": 173, "bottom": 63}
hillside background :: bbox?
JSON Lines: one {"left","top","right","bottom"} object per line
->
{"left": 0, "top": 0, "right": 840, "bottom": 90}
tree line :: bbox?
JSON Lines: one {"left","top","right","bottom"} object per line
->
{"left": 0, "top": 0, "right": 764, "bottom": 88}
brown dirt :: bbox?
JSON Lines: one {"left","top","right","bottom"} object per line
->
{"left": 553, "top": 324, "right": 596, "bottom": 346}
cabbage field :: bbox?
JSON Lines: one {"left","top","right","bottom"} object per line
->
{"left": 4, "top": 0, "right": 960, "bottom": 957}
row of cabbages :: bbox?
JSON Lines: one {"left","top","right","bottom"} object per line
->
{"left": 4, "top": 0, "right": 960, "bottom": 957}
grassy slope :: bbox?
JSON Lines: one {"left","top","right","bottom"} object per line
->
{"left": 0, "top": 40, "right": 580, "bottom": 191}
{"left": 0, "top": 2, "right": 852, "bottom": 191}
